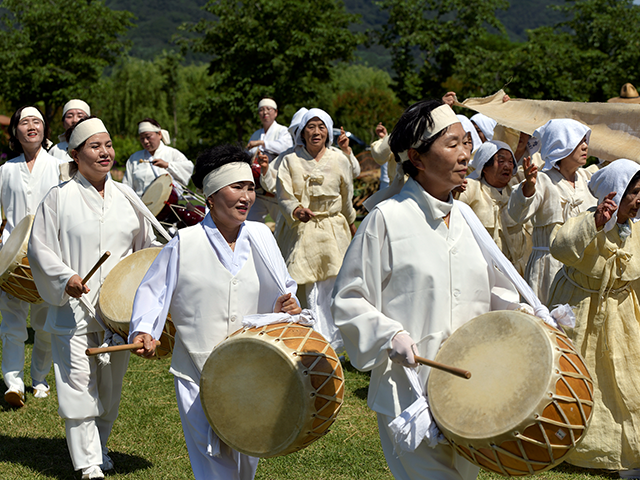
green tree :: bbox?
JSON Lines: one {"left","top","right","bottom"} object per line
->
{"left": 376, "top": 0, "right": 509, "bottom": 105}
{"left": 183, "top": 0, "right": 363, "bottom": 144}
{"left": 0, "top": 0, "right": 133, "bottom": 122}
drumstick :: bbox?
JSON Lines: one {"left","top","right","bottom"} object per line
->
{"left": 85, "top": 340, "right": 161, "bottom": 356}
{"left": 82, "top": 251, "right": 111, "bottom": 285}
{"left": 415, "top": 355, "right": 471, "bottom": 379}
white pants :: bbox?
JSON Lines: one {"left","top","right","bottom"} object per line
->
{"left": 377, "top": 413, "right": 479, "bottom": 480}
{"left": 175, "top": 377, "right": 259, "bottom": 480}
{"left": 301, "top": 277, "right": 344, "bottom": 352}
{"left": 247, "top": 195, "right": 279, "bottom": 223}
{"left": 0, "top": 292, "right": 51, "bottom": 391}
{"left": 52, "top": 332, "right": 129, "bottom": 470}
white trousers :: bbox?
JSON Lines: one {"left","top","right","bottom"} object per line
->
{"left": 175, "top": 377, "right": 259, "bottom": 480}
{"left": 52, "top": 332, "right": 129, "bottom": 470}
{"left": 0, "top": 291, "right": 51, "bottom": 391}
{"left": 301, "top": 277, "right": 344, "bottom": 352}
{"left": 377, "top": 413, "right": 479, "bottom": 480}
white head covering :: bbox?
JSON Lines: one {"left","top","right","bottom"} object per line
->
{"left": 62, "top": 99, "right": 90, "bottom": 117}
{"left": 470, "top": 113, "right": 497, "bottom": 141}
{"left": 138, "top": 121, "right": 171, "bottom": 145}
{"left": 68, "top": 118, "right": 109, "bottom": 151}
{"left": 468, "top": 140, "right": 516, "bottom": 180}
{"left": 203, "top": 162, "right": 254, "bottom": 198}
{"left": 532, "top": 119, "right": 591, "bottom": 172}
{"left": 295, "top": 108, "right": 334, "bottom": 148}
{"left": 258, "top": 98, "right": 277, "bottom": 110}
{"left": 288, "top": 107, "right": 308, "bottom": 139}
{"left": 589, "top": 159, "right": 640, "bottom": 232}
{"left": 457, "top": 114, "right": 482, "bottom": 154}
{"left": 13, "top": 107, "right": 44, "bottom": 135}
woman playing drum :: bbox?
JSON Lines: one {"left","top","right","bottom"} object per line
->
{"left": 123, "top": 117, "right": 194, "bottom": 197}
{"left": 0, "top": 106, "right": 63, "bottom": 407}
{"left": 549, "top": 159, "right": 640, "bottom": 477}
{"left": 28, "top": 117, "right": 157, "bottom": 480}
{"left": 331, "top": 101, "right": 528, "bottom": 480}
{"left": 129, "top": 143, "right": 300, "bottom": 480}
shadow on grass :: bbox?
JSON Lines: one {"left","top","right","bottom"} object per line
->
{"left": 552, "top": 462, "right": 619, "bottom": 478}
{"left": 0, "top": 434, "right": 153, "bottom": 479}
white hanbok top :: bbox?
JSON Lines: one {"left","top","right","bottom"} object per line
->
{"left": 28, "top": 173, "right": 156, "bottom": 336}
{"left": 129, "top": 214, "right": 298, "bottom": 383}
{"left": 248, "top": 121, "right": 293, "bottom": 161}
{"left": 332, "top": 177, "right": 520, "bottom": 417}
{"left": 0, "top": 148, "right": 63, "bottom": 244}
{"left": 48, "top": 134, "right": 72, "bottom": 161}
{"left": 123, "top": 142, "right": 194, "bottom": 196}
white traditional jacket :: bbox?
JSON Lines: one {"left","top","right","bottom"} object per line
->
{"left": 28, "top": 173, "right": 156, "bottom": 335}
{"left": 248, "top": 121, "right": 293, "bottom": 162}
{"left": 332, "top": 177, "right": 520, "bottom": 418}
{"left": 123, "top": 142, "right": 194, "bottom": 196}
{"left": 0, "top": 148, "right": 63, "bottom": 244}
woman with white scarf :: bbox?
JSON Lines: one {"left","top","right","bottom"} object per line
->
{"left": 276, "top": 108, "right": 356, "bottom": 352}
{"left": 28, "top": 117, "right": 157, "bottom": 480}
{"left": 458, "top": 140, "right": 531, "bottom": 275}
{"left": 123, "top": 118, "right": 194, "bottom": 196}
{"left": 128, "top": 144, "right": 300, "bottom": 480}
{"left": 508, "top": 119, "right": 597, "bottom": 304}
{"left": 0, "top": 106, "right": 63, "bottom": 408}
{"left": 331, "top": 100, "right": 528, "bottom": 480}
{"left": 549, "top": 159, "right": 640, "bottom": 476}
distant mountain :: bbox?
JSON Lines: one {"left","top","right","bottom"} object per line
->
{"left": 108, "top": 0, "right": 565, "bottom": 67}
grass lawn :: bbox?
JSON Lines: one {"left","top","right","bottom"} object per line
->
{"left": 0, "top": 323, "right": 620, "bottom": 480}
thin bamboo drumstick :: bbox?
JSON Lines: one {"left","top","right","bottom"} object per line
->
{"left": 414, "top": 355, "right": 471, "bottom": 379}
{"left": 82, "top": 251, "right": 111, "bottom": 285}
{"left": 85, "top": 340, "right": 160, "bottom": 356}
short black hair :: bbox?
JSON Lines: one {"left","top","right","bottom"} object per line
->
{"left": 388, "top": 99, "right": 447, "bottom": 178}
{"left": 9, "top": 106, "right": 50, "bottom": 153}
{"left": 138, "top": 117, "right": 162, "bottom": 130}
{"left": 192, "top": 144, "right": 252, "bottom": 190}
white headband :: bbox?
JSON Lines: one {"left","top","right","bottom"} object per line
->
{"left": 411, "top": 104, "right": 460, "bottom": 147}
{"left": 138, "top": 122, "right": 171, "bottom": 145}
{"left": 68, "top": 118, "right": 108, "bottom": 150}
{"left": 63, "top": 99, "right": 90, "bottom": 117}
{"left": 14, "top": 107, "right": 44, "bottom": 135}
{"left": 258, "top": 98, "right": 277, "bottom": 110}
{"left": 203, "top": 162, "right": 254, "bottom": 198}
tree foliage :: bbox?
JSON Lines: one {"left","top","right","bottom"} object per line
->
{"left": 183, "top": 0, "right": 363, "bottom": 143}
{"left": 0, "top": 0, "right": 133, "bottom": 121}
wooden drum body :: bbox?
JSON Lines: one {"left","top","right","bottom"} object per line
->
{"left": 97, "top": 247, "right": 175, "bottom": 358}
{"left": 200, "top": 323, "right": 345, "bottom": 458}
{"left": 428, "top": 311, "right": 593, "bottom": 476}
{"left": 0, "top": 215, "right": 42, "bottom": 304}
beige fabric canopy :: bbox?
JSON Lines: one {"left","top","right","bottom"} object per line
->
{"left": 455, "top": 90, "right": 640, "bottom": 163}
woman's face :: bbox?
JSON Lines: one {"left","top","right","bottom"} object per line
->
{"left": 482, "top": 149, "right": 515, "bottom": 189}
{"left": 559, "top": 135, "right": 589, "bottom": 170}
{"left": 617, "top": 178, "right": 640, "bottom": 224}
{"left": 208, "top": 181, "right": 256, "bottom": 229}
{"left": 139, "top": 131, "right": 162, "bottom": 154}
{"left": 16, "top": 116, "right": 44, "bottom": 150}
{"left": 72, "top": 133, "right": 114, "bottom": 184}
{"left": 63, "top": 109, "right": 88, "bottom": 131}
{"left": 411, "top": 122, "right": 471, "bottom": 200}
{"left": 471, "top": 121, "right": 487, "bottom": 143}
{"left": 302, "top": 117, "right": 328, "bottom": 151}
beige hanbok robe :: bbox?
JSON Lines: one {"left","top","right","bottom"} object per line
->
{"left": 276, "top": 145, "right": 356, "bottom": 285}
{"left": 549, "top": 211, "right": 640, "bottom": 470}
{"left": 371, "top": 135, "right": 397, "bottom": 181}
{"left": 458, "top": 178, "right": 531, "bottom": 275}
{"left": 508, "top": 168, "right": 596, "bottom": 304}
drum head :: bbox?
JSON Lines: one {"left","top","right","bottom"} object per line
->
{"left": 142, "top": 174, "right": 174, "bottom": 216}
{"left": 428, "top": 311, "right": 554, "bottom": 440}
{"left": 200, "top": 333, "right": 310, "bottom": 458}
{"left": 0, "top": 215, "right": 33, "bottom": 282}
{"left": 98, "top": 247, "right": 162, "bottom": 331}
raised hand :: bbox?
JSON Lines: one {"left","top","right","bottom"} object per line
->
{"left": 594, "top": 192, "right": 618, "bottom": 229}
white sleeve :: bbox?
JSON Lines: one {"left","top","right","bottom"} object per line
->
{"left": 122, "top": 158, "right": 134, "bottom": 188}
{"left": 331, "top": 210, "right": 403, "bottom": 371}
{"left": 27, "top": 189, "right": 77, "bottom": 306}
{"left": 263, "top": 130, "right": 294, "bottom": 156}
{"left": 348, "top": 151, "right": 360, "bottom": 178}
{"left": 165, "top": 147, "right": 194, "bottom": 186}
{"left": 129, "top": 236, "right": 179, "bottom": 342}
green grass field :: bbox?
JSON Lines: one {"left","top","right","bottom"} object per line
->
{"left": 0, "top": 325, "right": 620, "bottom": 480}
